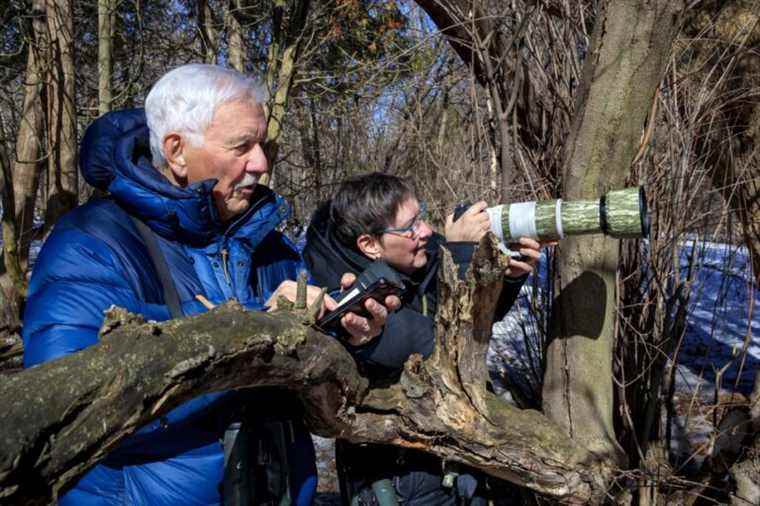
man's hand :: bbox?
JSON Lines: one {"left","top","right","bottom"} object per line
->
{"left": 266, "top": 280, "right": 333, "bottom": 313}
{"left": 505, "top": 237, "right": 554, "bottom": 278}
{"left": 266, "top": 276, "right": 401, "bottom": 347}
{"left": 338, "top": 272, "right": 402, "bottom": 347}
{"left": 444, "top": 201, "right": 491, "bottom": 242}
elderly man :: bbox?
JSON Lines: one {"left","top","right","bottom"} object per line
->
{"left": 22, "top": 64, "right": 395, "bottom": 505}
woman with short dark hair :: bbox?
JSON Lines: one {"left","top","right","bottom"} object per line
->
{"left": 304, "top": 172, "right": 542, "bottom": 505}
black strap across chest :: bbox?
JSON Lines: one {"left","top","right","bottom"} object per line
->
{"left": 130, "top": 216, "right": 183, "bottom": 319}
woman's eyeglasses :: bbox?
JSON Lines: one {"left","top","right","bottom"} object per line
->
{"left": 380, "top": 202, "right": 428, "bottom": 239}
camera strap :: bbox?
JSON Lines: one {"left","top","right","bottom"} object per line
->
{"left": 130, "top": 216, "right": 183, "bottom": 319}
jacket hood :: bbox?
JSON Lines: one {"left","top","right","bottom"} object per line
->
{"left": 305, "top": 202, "right": 373, "bottom": 286}
{"left": 79, "top": 108, "right": 289, "bottom": 245}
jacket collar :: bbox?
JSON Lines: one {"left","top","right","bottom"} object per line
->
{"left": 80, "top": 108, "right": 290, "bottom": 246}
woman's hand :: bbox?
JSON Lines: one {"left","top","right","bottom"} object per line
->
{"left": 505, "top": 237, "right": 551, "bottom": 278}
{"left": 337, "top": 272, "right": 401, "bottom": 347}
{"left": 444, "top": 201, "right": 491, "bottom": 242}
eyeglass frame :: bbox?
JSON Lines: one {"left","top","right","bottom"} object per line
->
{"left": 378, "top": 201, "right": 428, "bottom": 239}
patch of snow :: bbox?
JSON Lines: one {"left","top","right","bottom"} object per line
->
{"left": 488, "top": 241, "right": 759, "bottom": 403}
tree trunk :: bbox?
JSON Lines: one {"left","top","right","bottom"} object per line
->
{"left": 44, "top": 0, "right": 78, "bottom": 230}
{"left": 198, "top": 0, "right": 217, "bottom": 64}
{"left": 11, "top": 0, "right": 47, "bottom": 276}
{"left": 299, "top": 97, "right": 322, "bottom": 205}
{"left": 413, "top": 0, "right": 488, "bottom": 84}
{"left": 0, "top": 237, "right": 611, "bottom": 505}
{"left": 260, "top": 0, "right": 310, "bottom": 188}
{"left": 0, "top": 0, "right": 48, "bottom": 350}
{"left": 226, "top": 0, "right": 245, "bottom": 72}
{"left": 730, "top": 447, "right": 760, "bottom": 506}
{"left": 541, "top": 0, "right": 680, "bottom": 461}
{"left": 98, "top": 0, "right": 113, "bottom": 115}
{"left": 729, "top": 371, "right": 760, "bottom": 505}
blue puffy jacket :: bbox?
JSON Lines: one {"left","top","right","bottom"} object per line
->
{"left": 22, "top": 109, "right": 317, "bottom": 505}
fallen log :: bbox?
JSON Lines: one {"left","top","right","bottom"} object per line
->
{"left": 0, "top": 235, "right": 612, "bottom": 504}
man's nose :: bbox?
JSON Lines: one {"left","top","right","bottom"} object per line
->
{"left": 246, "top": 144, "right": 268, "bottom": 173}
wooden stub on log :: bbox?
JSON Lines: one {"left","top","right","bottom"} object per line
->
{"left": 342, "top": 234, "right": 611, "bottom": 502}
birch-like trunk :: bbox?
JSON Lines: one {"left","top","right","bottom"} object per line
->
{"left": 97, "top": 0, "right": 113, "bottom": 115}
{"left": 198, "top": 0, "right": 217, "bottom": 64}
{"left": 260, "top": 0, "right": 310, "bottom": 188}
{"left": 0, "top": 0, "right": 48, "bottom": 343}
{"left": 226, "top": 0, "right": 245, "bottom": 72}
{"left": 44, "top": 0, "right": 78, "bottom": 230}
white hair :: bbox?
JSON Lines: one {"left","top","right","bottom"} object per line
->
{"left": 145, "top": 63, "right": 267, "bottom": 168}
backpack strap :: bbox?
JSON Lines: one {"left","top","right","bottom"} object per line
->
{"left": 130, "top": 216, "right": 183, "bottom": 319}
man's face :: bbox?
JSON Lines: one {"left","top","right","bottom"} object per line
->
{"left": 181, "top": 99, "right": 268, "bottom": 221}
{"left": 375, "top": 197, "right": 433, "bottom": 275}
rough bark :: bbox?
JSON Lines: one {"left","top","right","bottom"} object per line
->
{"left": 198, "top": 0, "right": 218, "bottom": 64}
{"left": 44, "top": 0, "right": 78, "bottom": 230}
{"left": 0, "top": 332, "right": 23, "bottom": 373}
{"left": 0, "top": 0, "right": 47, "bottom": 355}
{"left": 97, "top": 0, "right": 113, "bottom": 115}
{"left": 260, "top": 0, "right": 310, "bottom": 188}
{"left": 729, "top": 371, "right": 760, "bottom": 505}
{"left": 542, "top": 0, "right": 681, "bottom": 461}
{"left": 225, "top": 0, "right": 245, "bottom": 72}
{"left": 0, "top": 236, "right": 611, "bottom": 505}
{"left": 730, "top": 447, "right": 760, "bottom": 506}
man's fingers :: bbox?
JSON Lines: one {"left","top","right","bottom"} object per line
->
{"left": 265, "top": 280, "right": 295, "bottom": 310}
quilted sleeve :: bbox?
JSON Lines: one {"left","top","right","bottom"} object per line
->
{"left": 23, "top": 226, "right": 170, "bottom": 367}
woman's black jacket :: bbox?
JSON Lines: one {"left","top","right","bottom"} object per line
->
{"left": 303, "top": 202, "right": 526, "bottom": 380}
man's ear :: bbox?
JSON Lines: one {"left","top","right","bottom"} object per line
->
{"left": 162, "top": 132, "right": 188, "bottom": 182}
{"left": 356, "top": 233, "right": 383, "bottom": 260}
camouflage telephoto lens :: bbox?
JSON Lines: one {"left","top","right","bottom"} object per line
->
{"left": 483, "top": 186, "right": 649, "bottom": 243}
